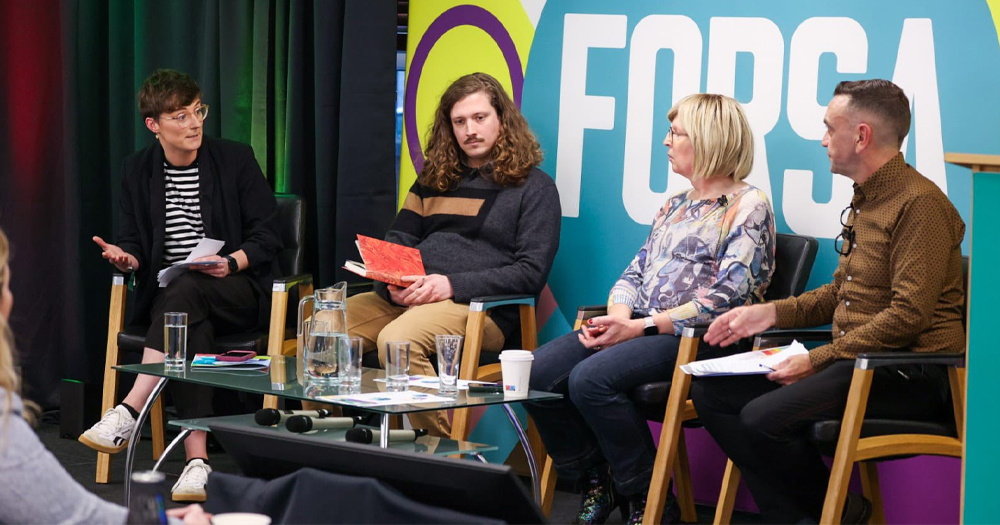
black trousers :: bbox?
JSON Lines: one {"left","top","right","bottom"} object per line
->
{"left": 144, "top": 272, "right": 261, "bottom": 419}
{"left": 689, "top": 359, "right": 950, "bottom": 523}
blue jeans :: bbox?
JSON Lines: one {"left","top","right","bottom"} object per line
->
{"left": 524, "top": 330, "right": 727, "bottom": 496}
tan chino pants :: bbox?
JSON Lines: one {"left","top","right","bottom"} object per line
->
{"left": 343, "top": 291, "right": 505, "bottom": 437}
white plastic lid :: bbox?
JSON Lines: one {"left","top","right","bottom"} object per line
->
{"left": 499, "top": 350, "right": 534, "bottom": 361}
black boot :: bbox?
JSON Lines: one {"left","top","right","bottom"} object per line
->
{"left": 841, "top": 493, "right": 873, "bottom": 524}
{"left": 572, "top": 464, "right": 628, "bottom": 524}
{"left": 625, "top": 485, "right": 681, "bottom": 525}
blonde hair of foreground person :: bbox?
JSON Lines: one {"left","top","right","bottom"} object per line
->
{"left": 0, "top": 227, "right": 35, "bottom": 447}
{"left": 667, "top": 93, "right": 755, "bottom": 181}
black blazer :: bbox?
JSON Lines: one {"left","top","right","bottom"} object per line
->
{"left": 116, "top": 137, "right": 282, "bottom": 327}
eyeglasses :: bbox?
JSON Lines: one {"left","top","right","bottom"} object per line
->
{"left": 666, "top": 125, "right": 688, "bottom": 141}
{"left": 834, "top": 203, "right": 856, "bottom": 257}
{"left": 160, "top": 105, "right": 209, "bottom": 127}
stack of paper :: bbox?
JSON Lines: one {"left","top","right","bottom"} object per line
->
{"left": 157, "top": 238, "right": 225, "bottom": 287}
{"left": 191, "top": 354, "right": 271, "bottom": 370}
{"left": 680, "top": 340, "right": 808, "bottom": 376}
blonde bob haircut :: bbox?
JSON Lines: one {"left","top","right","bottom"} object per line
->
{"left": 667, "top": 94, "right": 754, "bottom": 181}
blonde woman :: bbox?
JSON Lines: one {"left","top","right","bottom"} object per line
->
{"left": 0, "top": 228, "right": 212, "bottom": 524}
{"left": 524, "top": 94, "right": 775, "bottom": 525}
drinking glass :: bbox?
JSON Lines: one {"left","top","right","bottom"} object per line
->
{"left": 337, "top": 336, "right": 363, "bottom": 386}
{"left": 385, "top": 341, "right": 410, "bottom": 392}
{"left": 163, "top": 312, "right": 187, "bottom": 372}
{"left": 435, "top": 335, "right": 463, "bottom": 396}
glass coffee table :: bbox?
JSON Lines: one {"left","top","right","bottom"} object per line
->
{"left": 153, "top": 414, "right": 498, "bottom": 474}
{"left": 114, "top": 357, "right": 561, "bottom": 506}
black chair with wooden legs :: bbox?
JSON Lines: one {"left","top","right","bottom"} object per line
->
{"left": 534, "top": 234, "right": 818, "bottom": 522}
{"left": 712, "top": 257, "right": 967, "bottom": 525}
{"left": 94, "top": 194, "right": 310, "bottom": 483}
{"left": 449, "top": 295, "right": 551, "bottom": 513}
{"left": 639, "top": 233, "right": 819, "bottom": 523}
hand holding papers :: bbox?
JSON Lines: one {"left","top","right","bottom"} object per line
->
{"left": 157, "top": 238, "right": 225, "bottom": 287}
{"left": 680, "top": 340, "right": 809, "bottom": 376}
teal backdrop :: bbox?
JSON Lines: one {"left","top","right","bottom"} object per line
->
{"left": 406, "top": 0, "right": 1000, "bottom": 522}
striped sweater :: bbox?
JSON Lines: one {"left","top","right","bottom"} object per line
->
{"left": 375, "top": 166, "right": 561, "bottom": 344}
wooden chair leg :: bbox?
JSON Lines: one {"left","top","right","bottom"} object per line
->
{"left": 859, "top": 461, "right": 885, "bottom": 525}
{"left": 451, "top": 311, "right": 487, "bottom": 442}
{"left": 96, "top": 452, "right": 112, "bottom": 484}
{"left": 97, "top": 275, "right": 127, "bottom": 484}
{"left": 820, "top": 367, "right": 874, "bottom": 524}
{"left": 519, "top": 304, "right": 537, "bottom": 350}
{"left": 713, "top": 460, "right": 741, "bottom": 525}
{"left": 264, "top": 287, "right": 291, "bottom": 412}
{"left": 151, "top": 396, "right": 165, "bottom": 460}
{"left": 674, "top": 430, "right": 698, "bottom": 523}
{"left": 540, "top": 454, "right": 558, "bottom": 517}
{"left": 644, "top": 335, "right": 699, "bottom": 522}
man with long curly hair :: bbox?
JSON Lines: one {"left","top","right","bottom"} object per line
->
{"left": 347, "top": 72, "right": 561, "bottom": 436}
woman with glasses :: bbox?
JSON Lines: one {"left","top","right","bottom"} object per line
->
{"left": 80, "top": 69, "right": 282, "bottom": 502}
{"left": 524, "top": 94, "right": 775, "bottom": 525}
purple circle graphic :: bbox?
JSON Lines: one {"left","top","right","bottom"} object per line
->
{"left": 404, "top": 5, "right": 524, "bottom": 174}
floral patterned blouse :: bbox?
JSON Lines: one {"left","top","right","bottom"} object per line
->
{"left": 609, "top": 185, "right": 776, "bottom": 335}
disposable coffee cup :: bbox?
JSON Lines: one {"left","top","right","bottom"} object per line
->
{"left": 499, "top": 350, "right": 534, "bottom": 399}
{"left": 211, "top": 513, "right": 272, "bottom": 525}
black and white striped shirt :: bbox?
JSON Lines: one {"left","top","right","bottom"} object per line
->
{"left": 162, "top": 162, "right": 205, "bottom": 267}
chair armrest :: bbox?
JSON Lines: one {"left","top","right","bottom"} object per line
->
{"left": 347, "top": 281, "right": 373, "bottom": 296}
{"left": 469, "top": 294, "right": 535, "bottom": 312}
{"left": 272, "top": 273, "right": 313, "bottom": 292}
{"left": 577, "top": 304, "right": 608, "bottom": 313}
{"left": 854, "top": 352, "right": 966, "bottom": 370}
{"left": 754, "top": 329, "right": 833, "bottom": 348}
{"left": 680, "top": 323, "right": 712, "bottom": 338}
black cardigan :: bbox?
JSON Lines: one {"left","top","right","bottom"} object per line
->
{"left": 115, "top": 137, "right": 282, "bottom": 327}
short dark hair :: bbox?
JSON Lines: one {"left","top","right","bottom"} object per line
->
{"left": 138, "top": 69, "right": 202, "bottom": 120}
{"left": 833, "top": 79, "right": 911, "bottom": 147}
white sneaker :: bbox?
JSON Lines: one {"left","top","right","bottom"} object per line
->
{"left": 171, "top": 459, "right": 212, "bottom": 502}
{"left": 78, "top": 405, "right": 135, "bottom": 454}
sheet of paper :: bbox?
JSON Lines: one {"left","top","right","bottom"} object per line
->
{"left": 372, "top": 375, "right": 493, "bottom": 390}
{"left": 157, "top": 237, "right": 226, "bottom": 287}
{"left": 680, "top": 340, "right": 809, "bottom": 376}
{"left": 316, "top": 390, "right": 455, "bottom": 407}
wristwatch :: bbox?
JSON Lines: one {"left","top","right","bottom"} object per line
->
{"left": 224, "top": 254, "right": 239, "bottom": 274}
{"left": 643, "top": 316, "right": 658, "bottom": 336}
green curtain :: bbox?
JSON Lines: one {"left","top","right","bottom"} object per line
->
{"left": 3, "top": 0, "right": 397, "bottom": 405}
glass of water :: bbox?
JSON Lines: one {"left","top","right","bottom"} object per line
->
{"left": 337, "top": 336, "right": 363, "bottom": 386}
{"left": 163, "top": 312, "right": 187, "bottom": 372}
{"left": 304, "top": 320, "right": 339, "bottom": 384}
{"left": 385, "top": 341, "right": 410, "bottom": 392}
{"left": 435, "top": 335, "right": 463, "bottom": 396}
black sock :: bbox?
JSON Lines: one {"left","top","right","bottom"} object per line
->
{"left": 120, "top": 403, "right": 140, "bottom": 419}
{"left": 186, "top": 457, "right": 209, "bottom": 466}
